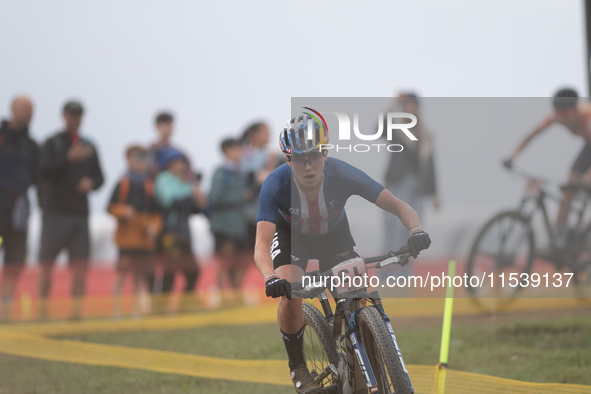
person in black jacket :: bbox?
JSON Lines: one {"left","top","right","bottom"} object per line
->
{"left": 0, "top": 95, "right": 38, "bottom": 320}
{"left": 380, "top": 93, "right": 439, "bottom": 282}
{"left": 38, "top": 100, "right": 104, "bottom": 319}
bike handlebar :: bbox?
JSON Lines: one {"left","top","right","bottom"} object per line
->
{"left": 364, "top": 245, "right": 409, "bottom": 264}
{"left": 502, "top": 162, "right": 591, "bottom": 195}
{"left": 290, "top": 245, "right": 411, "bottom": 299}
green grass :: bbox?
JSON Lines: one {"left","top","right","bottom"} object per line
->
{"left": 0, "top": 324, "right": 293, "bottom": 394}
{"left": 399, "top": 314, "right": 591, "bottom": 385}
{"left": 0, "top": 310, "right": 589, "bottom": 393}
{"left": 0, "top": 357, "right": 291, "bottom": 394}
{"left": 65, "top": 323, "right": 290, "bottom": 360}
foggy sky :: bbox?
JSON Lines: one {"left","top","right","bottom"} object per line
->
{"left": 0, "top": 0, "right": 587, "bottom": 214}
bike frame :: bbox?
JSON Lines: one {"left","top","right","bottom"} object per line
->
{"left": 315, "top": 281, "right": 414, "bottom": 393}
{"left": 518, "top": 181, "right": 590, "bottom": 264}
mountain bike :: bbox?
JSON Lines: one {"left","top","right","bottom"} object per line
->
{"left": 466, "top": 163, "right": 591, "bottom": 309}
{"left": 291, "top": 245, "right": 414, "bottom": 394}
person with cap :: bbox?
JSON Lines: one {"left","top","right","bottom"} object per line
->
{"left": 38, "top": 100, "right": 104, "bottom": 319}
{"left": 0, "top": 95, "right": 38, "bottom": 320}
{"left": 153, "top": 147, "right": 207, "bottom": 312}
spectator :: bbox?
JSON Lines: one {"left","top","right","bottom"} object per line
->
{"left": 240, "top": 121, "right": 278, "bottom": 252}
{"left": 0, "top": 95, "right": 38, "bottom": 320}
{"left": 149, "top": 111, "right": 196, "bottom": 181}
{"left": 154, "top": 147, "right": 206, "bottom": 312}
{"left": 148, "top": 111, "right": 199, "bottom": 295}
{"left": 381, "top": 93, "right": 439, "bottom": 279}
{"left": 108, "top": 145, "right": 162, "bottom": 318}
{"left": 38, "top": 100, "right": 104, "bottom": 319}
{"left": 210, "top": 139, "right": 253, "bottom": 303}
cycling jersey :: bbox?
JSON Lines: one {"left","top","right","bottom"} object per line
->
{"left": 257, "top": 157, "right": 385, "bottom": 235}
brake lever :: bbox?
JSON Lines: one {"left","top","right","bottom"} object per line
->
{"left": 375, "top": 256, "right": 400, "bottom": 268}
{"left": 375, "top": 253, "right": 411, "bottom": 268}
{"left": 398, "top": 254, "right": 411, "bottom": 267}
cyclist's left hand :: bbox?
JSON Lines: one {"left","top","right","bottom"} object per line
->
{"left": 407, "top": 231, "right": 431, "bottom": 258}
{"left": 265, "top": 277, "right": 292, "bottom": 299}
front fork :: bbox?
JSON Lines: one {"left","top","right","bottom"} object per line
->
{"left": 325, "top": 297, "right": 414, "bottom": 393}
{"left": 346, "top": 322, "right": 380, "bottom": 394}
{"left": 373, "top": 303, "right": 414, "bottom": 392}
{"left": 345, "top": 302, "right": 414, "bottom": 394}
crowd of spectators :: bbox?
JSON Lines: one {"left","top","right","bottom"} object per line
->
{"left": 0, "top": 93, "right": 438, "bottom": 320}
{"left": 0, "top": 96, "right": 279, "bottom": 320}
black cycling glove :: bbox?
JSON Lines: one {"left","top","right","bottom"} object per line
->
{"left": 265, "top": 277, "right": 292, "bottom": 300}
{"left": 407, "top": 231, "right": 431, "bottom": 258}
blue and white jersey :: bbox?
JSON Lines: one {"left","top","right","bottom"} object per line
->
{"left": 257, "top": 157, "right": 385, "bottom": 235}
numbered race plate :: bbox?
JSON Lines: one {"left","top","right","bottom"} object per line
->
{"left": 331, "top": 257, "right": 368, "bottom": 296}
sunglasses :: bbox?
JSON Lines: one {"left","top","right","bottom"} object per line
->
{"left": 291, "top": 153, "right": 325, "bottom": 166}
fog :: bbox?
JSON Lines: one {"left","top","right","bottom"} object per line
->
{"left": 0, "top": 0, "right": 587, "bottom": 260}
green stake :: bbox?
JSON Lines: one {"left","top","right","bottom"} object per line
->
{"left": 439, "top": 260, "right": 456, "bottom": 367}
{"left": 437, "top": 260, "right": 456, "bottom": 394}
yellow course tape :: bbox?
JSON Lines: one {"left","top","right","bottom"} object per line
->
{"left": 0, "top": 304, "right": 279, "bottom": 336}
{"left": 0, "top": 331, "right": 291, "bottom": 386}
{"left": 0, "top": 299, "right": 590, "bottom": 392}
{"left": 2, "top": 297, "right": 589, "bottom": 337}
{"left": 0, "top": 332, "right": 588, "bottom": 393}
{"left": 435, "top": 366, "right": 591, "bottom": 394}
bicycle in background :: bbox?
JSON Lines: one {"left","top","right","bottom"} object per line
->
{"left": 291, "top": 245, "right": 414, "bottom": 394}
{"left": 466, "top": 163, "right": 591, "bottom": 310}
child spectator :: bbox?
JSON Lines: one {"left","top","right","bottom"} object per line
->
{"left": 147, "top": 111, "right": 198, "bottom": 295}
{"left": 210, "top": 139, "right": 252, "bottom": 303}
{"left": 154, "top": 147, "right": 206, "bottom": 311}
{"left": 107, "top": 146, "right": 162, "bottom": 318}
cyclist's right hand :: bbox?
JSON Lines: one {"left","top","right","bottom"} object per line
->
{"left": 502, "top": 158, "right": 513, "bottom": 169}
{"left": 265, "top": 277, "right": 292, "bottom": 299}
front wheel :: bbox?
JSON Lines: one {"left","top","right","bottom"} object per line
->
{"left": 302, "top": 303, "right": 340, "bottom": 389}
{"left": 358, "top": 306, "right": 413, "bottom": 394}
{"left": 466, "top": 210, "right": 535, "bottom": 311}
